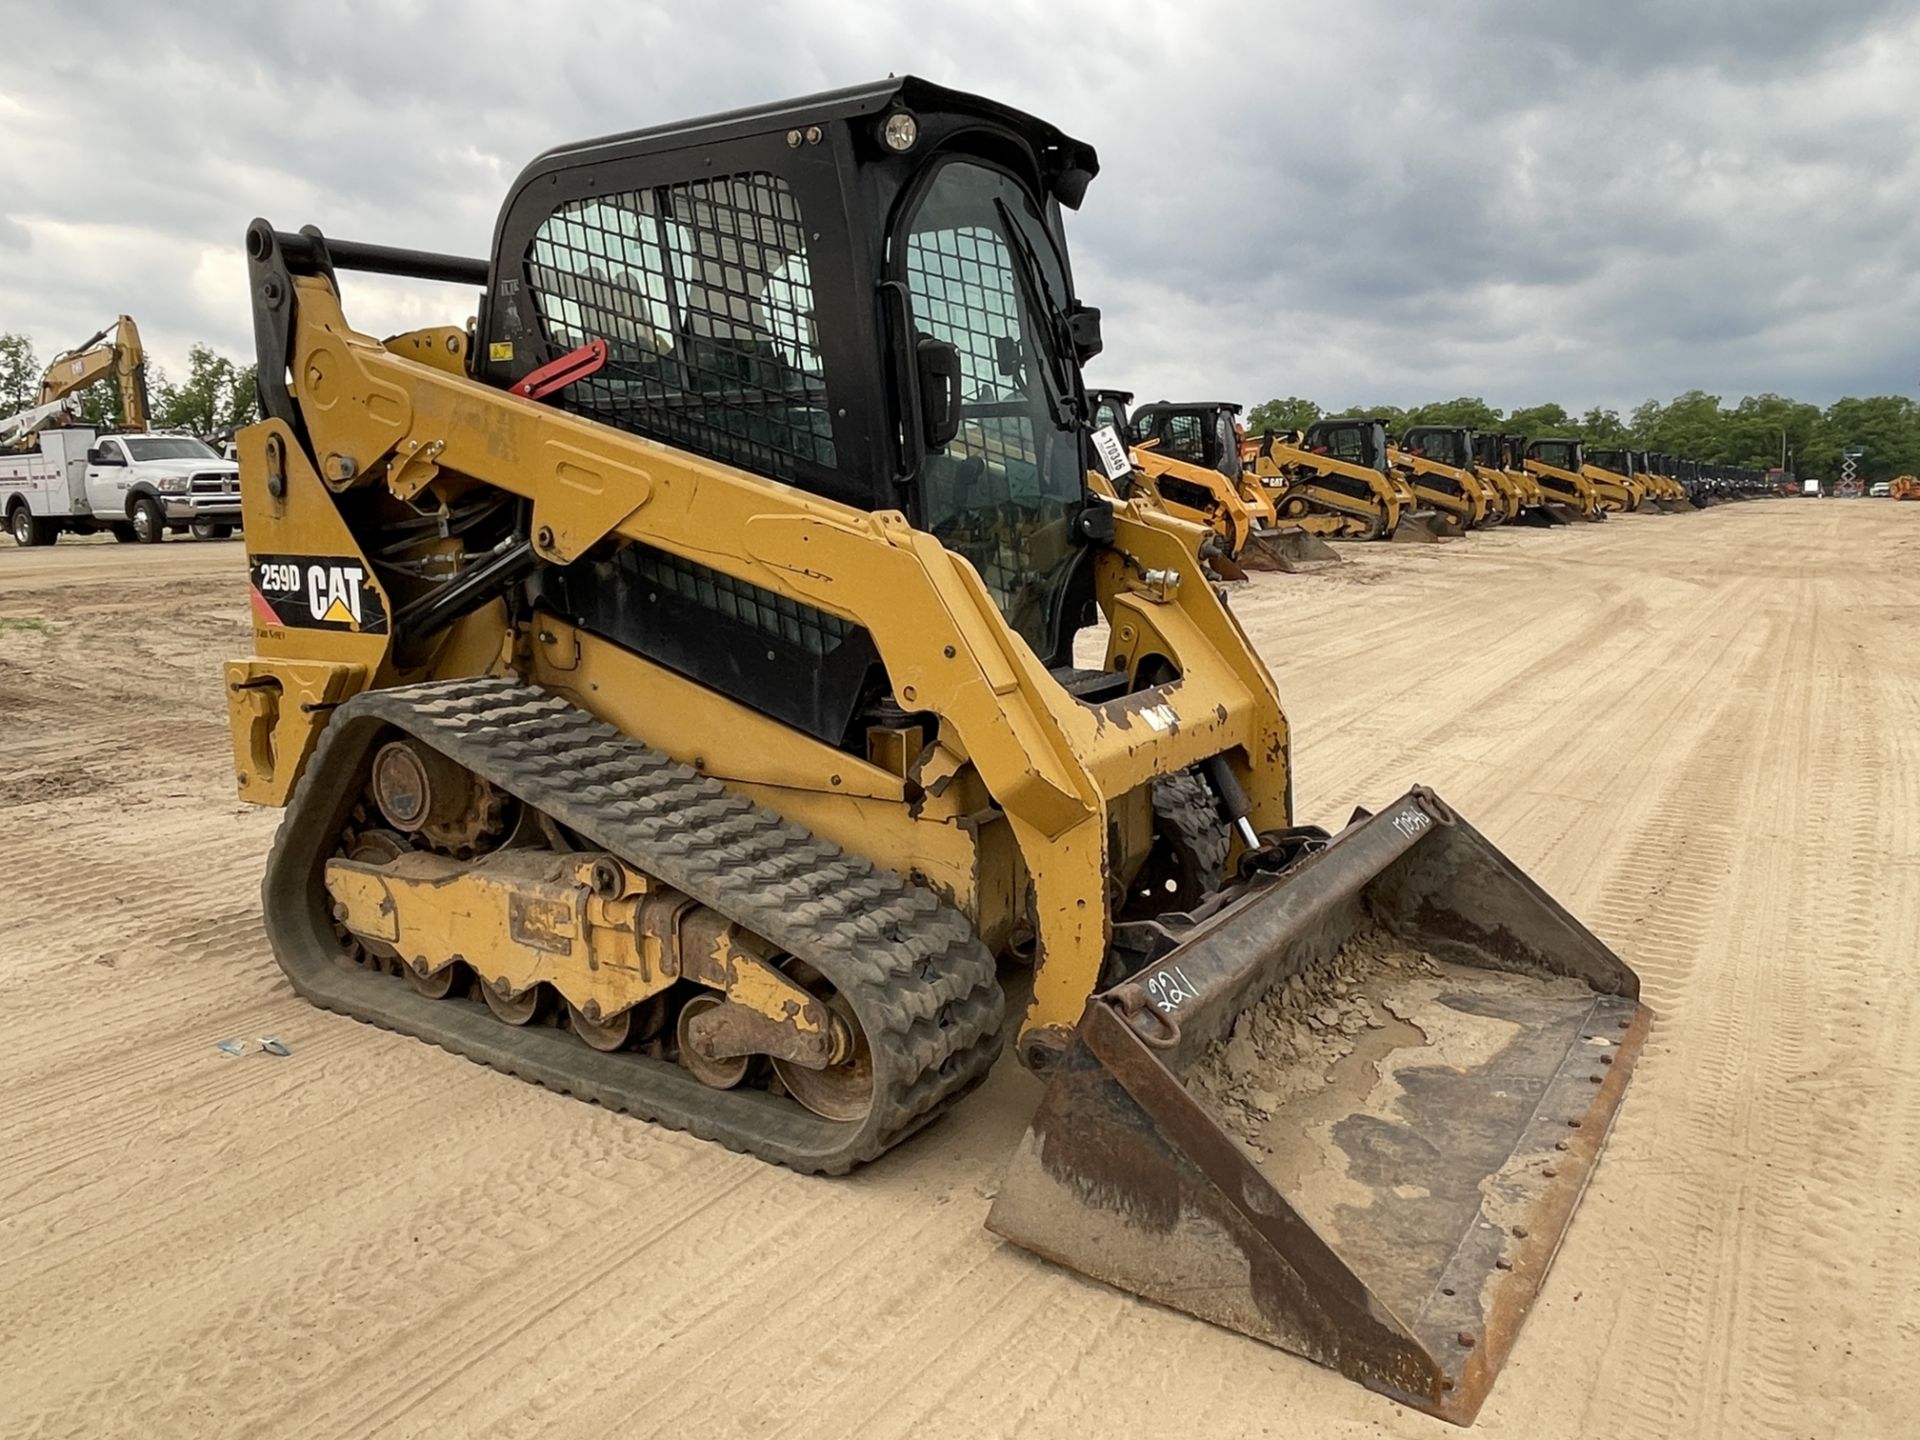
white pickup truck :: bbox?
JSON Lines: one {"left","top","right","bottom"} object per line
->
{"left": 2, "top": 428, "right": 243, "bottom": 546}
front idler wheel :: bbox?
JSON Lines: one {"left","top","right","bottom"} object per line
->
{"left": 770, "top": 960, "right": 874, "bottom": 1123}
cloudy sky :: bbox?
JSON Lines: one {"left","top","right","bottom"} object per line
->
{"left": 3, "top": 0, "right": 1917, "bottom": 416}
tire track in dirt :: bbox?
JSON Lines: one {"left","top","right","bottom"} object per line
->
{"left": 5, "top": 510, "right": 1918, "bottom": 1440}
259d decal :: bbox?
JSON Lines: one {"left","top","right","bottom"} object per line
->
{"left": 250, "top": 555, "right": 388, "bottom": 634}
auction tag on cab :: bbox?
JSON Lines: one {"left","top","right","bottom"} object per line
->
{"left": 1091, "top": 424, "right": 1133, "bottom": 482}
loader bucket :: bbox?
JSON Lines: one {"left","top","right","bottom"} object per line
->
{"left": 988, "top": 789, "right": 1648, "bottom": 1426}
{"left": 1241, "top": 526, "right": 1342, "bottom": 574}
{"left": 1540, "top": 500, "right": 1591, "bottom": 525}
{"left": 1511, "top": 504, "right": 1568, "bottom": 527}
{"left": 1207, "top": 551, "right": 1251, "bottom": 582}
{"left": 1389, "top": 511, "right": 1447, "bottom": 542}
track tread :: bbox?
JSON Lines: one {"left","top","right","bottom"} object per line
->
{"left": 262, "top": 677, "right": 1005, "bottom": 1174}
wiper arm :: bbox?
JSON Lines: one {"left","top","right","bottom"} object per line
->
{"left": 993, "top": 199, "right": 1076, "bottom": 430}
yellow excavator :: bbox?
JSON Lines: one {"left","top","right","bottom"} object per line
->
{"left": 1245, "top": 418, "right": 1446, "bottom": 540}
{"left": 1092, "top": 392, "right": 1338, "bottom": 576}
{"left": 1520, "top": 437, "right": 1609, "bottom": 520}
{"left": 223, "top": 79, "right": 1646, "bottom": 1425}
{"left": 1391, "top": 427, "right": 1500, "bottom": 531}
{"left": 34, "top": 315, "right": 151, "bottom": 431}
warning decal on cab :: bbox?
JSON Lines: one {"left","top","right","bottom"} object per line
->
{"left": 250, "top": 556, "right": 388, "bottom": 635}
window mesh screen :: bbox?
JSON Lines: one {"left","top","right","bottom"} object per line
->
{"left": 904, "top": 224, "right": 1043, "bottom": 616}
{"left": 525, "top": 173, "right": 835, "bottom": 483}
{"left": 1147, "top": 413, "right": 1205, "bottom": 465}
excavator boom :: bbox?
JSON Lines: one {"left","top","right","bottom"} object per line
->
{"left": 35, "top": 315, "right": 150, "bottom": 431}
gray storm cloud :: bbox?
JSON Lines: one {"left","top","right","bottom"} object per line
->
{"left": 1, "top": 0, "right": 1915, "bottom": 412}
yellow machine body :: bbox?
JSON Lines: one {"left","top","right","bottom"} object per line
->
{"left": 1387, "top": 444, "right": 1494, "bottom": 532}
{"left": 224, "top": 80, "right": 1648, "bottom": 1426}
{"left": 228, "top": 274, "right": 1288, "bottom": 1062}
{"left": 1244, "top": 433, "right": 1430, "bottom": 540}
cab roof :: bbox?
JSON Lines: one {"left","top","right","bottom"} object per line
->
{"left": 524, "top": 76, "right": 1099, "bottom": 207}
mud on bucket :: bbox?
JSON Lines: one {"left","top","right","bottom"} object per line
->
{"left": 987, "top": 787, "right": 1650, "bottom": 1426}
{"left": 1239, "top": 527, "right": 1342, "bottom": 574}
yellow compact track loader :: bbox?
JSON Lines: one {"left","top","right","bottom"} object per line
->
{"left": 1101, "top": 394, "right": 1339, "bottom": 576}
{"left": 225, "top": 79, "right": 1645, "bottom": 1426}
{"left": 1473, "top": 433, "right": 1568, "bottom": 526}
{"left": 1391, "top": 429, "right": 1501, "bottom": 532}
{"left": 1521, "top": 437, "right": 1609, "bottom": 521}
{"left": 1245, "top": 419, "right": 1447, "bottom": 541}
{"left": 1623, "top": 450, "right": 1691, "bottom": 511}
{"left": 1581, "top": 447, "right": 1659, "bottom": 514}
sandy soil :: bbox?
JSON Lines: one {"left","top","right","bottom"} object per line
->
{"left": 3, "top": 506, "right": 1917, "bottom": 1439}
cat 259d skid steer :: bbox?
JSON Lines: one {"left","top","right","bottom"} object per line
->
{"left": 1094, "top": 392, "right": 1339, "bottom": 576}
{"left": 225, "top": 79, "right": 1645, "bottom": 1426}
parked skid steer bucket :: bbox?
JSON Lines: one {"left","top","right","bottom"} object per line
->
{"left": 1240, "top": 525, "right": 1342, "bottom": 574}
{"left": 989, "top": 789, "right": 1648, "bottom": 1426}
{"left": 1390, "top": 511, "right": 1449, "bottom": 542}
{"left": 1520, "top": 500, "right": 1584, "bottom": 526}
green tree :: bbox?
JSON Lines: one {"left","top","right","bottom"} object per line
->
{"left": 153, "top": 344, "right": 245, "bottom": 434}
{"left": 1637, "top": 389, "right": 1725, "bottom": 458}
{"left": 1408, "top": 396, "right": 1502, "bottom": 430}
{"left": 1627, "top": 398, "right": 1665, "bottom": 442}
{"left": 1327, "top": 402, "right": 1411, "bottom": 431}
{"left": 0, "top": 332, "right": 40, "bottom": 415}
{"left": 1578, "top": 407, "right": 1628, "bottom": 443}
{"left": 1245, "top": 396, "right": 1321, "bottom": 434}
{"left": 1811, "top": 396, "right": 1920, "bottom": 483}
{"left": 226, "top": 364, "right": 259, "bottom": 430}
{"left": 1723, "top": 393, "right": 1821, "bottom": 471}
{"left": 1505, "top": 402, "right": 1572, "bottom": 435}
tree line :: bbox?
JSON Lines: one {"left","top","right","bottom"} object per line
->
{"left": 1244, "top": 391, "right": 1920, "bottom": 483}
{"left": 0, "top": 332, "right": 260, "bottom": 437}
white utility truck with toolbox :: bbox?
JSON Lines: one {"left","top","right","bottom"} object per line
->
{"left": 2, "top": 426, "right": 243, "bottom": 545}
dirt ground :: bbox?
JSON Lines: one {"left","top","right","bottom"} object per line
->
{"left": 3, "top": 505, "right": 1917, "bottom": 1439}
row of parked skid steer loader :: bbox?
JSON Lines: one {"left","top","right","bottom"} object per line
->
{"left": 225, "top": 78, "right": 1663, "bottom": 1426}
{"left": 1087, "top": 394, "right": 1769, "bottom": 578}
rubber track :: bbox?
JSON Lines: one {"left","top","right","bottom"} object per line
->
{"left": 1286, "top": 483, "right": 1389, "bottom": 539}
{"left": 261, "top": 677, "right": 1006, "bottom": 1174}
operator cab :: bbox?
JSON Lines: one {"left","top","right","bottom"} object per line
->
{"left": 481, "top": 78, "right": 1106, "bottom": 672}
{"left": 1402, "top": 426, "right": 1474, "bottom": 469}
{"left": 1526, "top": 438, "right": 1584, "bottom": 472}
{"left": 1473, "top": 433, "right": 1516, "bottom": 471}
{"left": 1128, "top": 401, "right": 1245, "bottom": 479}
{"left": 465, "top": 78, "right": 1115, "bottom": 745}
{"left": 1303, "top": 418, "right": 1389, "bottom": 474}
{"left": 1087, "top": 388, "right": 1134, "bottom": 438}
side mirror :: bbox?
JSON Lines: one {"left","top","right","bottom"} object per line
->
{"left": 916, "top": 337, "right": 962, "bottom": 451}
{"left": 86, "top": 448, "right": 102, "bottom": 464}
{"left": 1067, "top": 303, "right": 1103, "bottom": 363}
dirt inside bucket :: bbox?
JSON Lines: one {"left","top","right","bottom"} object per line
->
{"left": 1182, "top": 923, "right": 1605, "bottom": 1319}
{"left": 1184, "top": 924, "right": 1443, "bottom": 1148}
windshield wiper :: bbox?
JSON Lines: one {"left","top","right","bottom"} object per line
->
{"left": 993, "top": 198, "right": 1077, "bottom": 431}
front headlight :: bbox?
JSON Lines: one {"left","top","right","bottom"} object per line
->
{"left": 157, "top": 475, "right": 189, "bottom": 493}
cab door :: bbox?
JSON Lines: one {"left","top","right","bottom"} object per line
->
{"left": 85, "top": 437, "right": 130, "bottom": 515}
